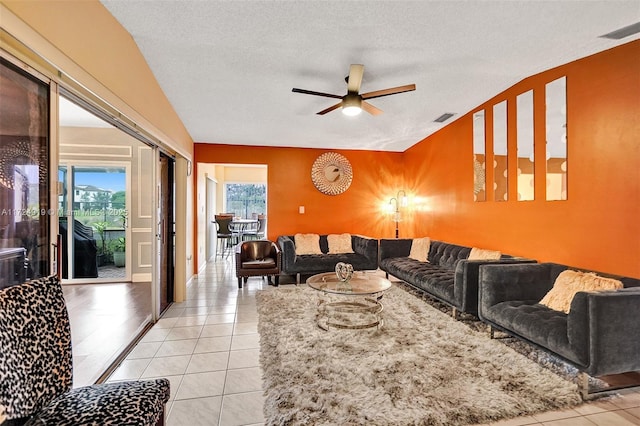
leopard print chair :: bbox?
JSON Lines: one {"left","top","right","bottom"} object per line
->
{"left": 0, "top": 276, "right": 170, "bottom": 426}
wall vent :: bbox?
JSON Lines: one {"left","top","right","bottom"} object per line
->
{"left": 434, "top": 112, "right": 455, "bottom": 123}
{"left": 600, "top": 21, "right": 640, "bottom": 39}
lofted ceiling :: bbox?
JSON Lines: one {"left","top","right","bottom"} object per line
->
{"left": 100, "top": 1, "right": 640, "bottom": 152}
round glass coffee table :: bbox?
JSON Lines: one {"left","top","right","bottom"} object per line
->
{"left": 306, "top": 272, "right": 392, "bottom": 331}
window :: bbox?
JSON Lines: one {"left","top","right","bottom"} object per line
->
{"left": 225, "top": 183, "right": 266, "bottom": 219}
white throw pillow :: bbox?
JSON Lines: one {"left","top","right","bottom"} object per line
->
{"left": 294, "top": 233, "right": 322, "bottom": 255}
{"left": 327, "top": 233, "right": 354, "bottom": 254}
{"left": 468, "top": 247, "right": 502, "bottom": 260}
{"left": 539, "top": 270, "right": 623, "bottom": 313}
{"left": 408, "top": 237, "right": 430, "bottom": 262}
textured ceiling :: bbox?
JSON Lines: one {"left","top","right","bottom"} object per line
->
{"left": 100, "top": 1, "right": 640, "bottom": 152}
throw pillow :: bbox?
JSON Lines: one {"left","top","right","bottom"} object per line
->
{"left": 294, "top": 233, "right": 322, "bottom": 255}
{"left": 468, "top": 247, "right": 502, "bottom": 260}
{"left": 408, "top": 237, "right": 431, "bottom": 262}
{"left": 327, "top": 233, "right": 354, "bottom": 254}
{"left": 539, "top": 270, "right": 624, "bottom": 314}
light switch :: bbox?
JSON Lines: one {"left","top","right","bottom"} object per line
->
{"left": 299, "top": 206, "right": 305, "bottom": 214}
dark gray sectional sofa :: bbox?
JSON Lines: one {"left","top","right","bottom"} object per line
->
{"left": 277, "top": 234, "right": 378, "bottom": 284}
{"left": 378, "top": 238, "right": 534, "bottom": 317}
{"left": 478, "top": 262, "right": 640, "bottom": 397}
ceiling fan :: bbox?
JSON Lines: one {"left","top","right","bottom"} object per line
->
{"left": 292, "top": 64, "right": 416, "bottom": 116}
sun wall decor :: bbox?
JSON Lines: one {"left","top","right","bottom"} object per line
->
{"left": 311, "top": 152, "right": 353, "bottom": 195}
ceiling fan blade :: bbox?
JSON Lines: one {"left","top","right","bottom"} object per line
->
{"left": 317, "top": 102, "right": 343, "bottom": 115}
{"left": 347, "top": 64, "right": 364, "bottom": 93}
{"left": 361, "top": 101, "right": 383, "bottom": 116}
{"left": 361, "top": 84, "right": 416, "bottom": 100}
{"left": 292, "top": 88, "right": 342, "bottom": 99}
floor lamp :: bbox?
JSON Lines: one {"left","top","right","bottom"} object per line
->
{"left": 388, "top": 190, "right": 407, "bottom": 239}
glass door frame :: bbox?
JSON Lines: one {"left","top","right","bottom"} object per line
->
{"left": 58, "top": 160, "right": 131, "bottom": 284}
{"left": 0, "top": 52, "right": 56, "bottom": 282}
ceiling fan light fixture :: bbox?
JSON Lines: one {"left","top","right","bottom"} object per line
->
{"left": 342, "top": 105, "right": 362, "bottom": 116}
{"left": 342, "top": 95, "right": 362, "bottom": 116}
{"left": 292, "top": 64, "right": 415, "bottom": 116}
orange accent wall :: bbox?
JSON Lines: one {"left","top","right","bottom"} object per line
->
{"left": 194, "top": 145, "right": 403, "bottom": 261}
{"left": 404, "top": 40, "right": 640, "bottom": 278}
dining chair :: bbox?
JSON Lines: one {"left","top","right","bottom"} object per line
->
{"left": 242, "top": 217, "right": 266, "bottom": 240}
{"left": 228, "top": 221, "right": 245, "bottom": 241}
{"left": 214, "top": 215, "right": 237, "bottom": 257}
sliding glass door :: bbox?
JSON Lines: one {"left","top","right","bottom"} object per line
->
{"left": 58, "top": 164, "right": 129, "bottom": 282}
{"left": 0, "top": 57, "right": 51, "bottom": 287}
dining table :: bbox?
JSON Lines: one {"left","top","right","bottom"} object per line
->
{"left": 230, "top": 218, "right": 259, "bottom": 241}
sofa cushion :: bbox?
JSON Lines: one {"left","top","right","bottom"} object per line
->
{"left": 294, "top": 233, "right": 322, "bottom": 255}
{"left": 540, "top": 270, "right": 623, "bottom": 313}
{"left": 242, "top": 259, "right": 276, "bottom": 269}
{"left": 468, "top": 247, "right": 501, "bottom": 260}
{"left": 380, "top": 257, "right": 455, "bottom": 304}
{"left": 295, "top": 253, "right": 375, "bottom": 274}
{"left": 25, "top": 379, "right": 170, "bottom": 426}
{"left": 484, "top": 301, "right": 583, "bottom": 366}
{"left": 429, "top": 241, "right": 470, "bottom": 269}
{"left": 409, "top": 237, "right": 430, "bottom": 262}
{"left": 327, "top": 233, "right": 354, "bottom": 254}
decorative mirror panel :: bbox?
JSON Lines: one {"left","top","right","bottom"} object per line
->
{"left": 493, "top": 101, "right": 508, "bottom": 201}
{"left": 473, "top": 110, "right": 486, "bottom": 202}
{"left": 516, "top": 90, "right": 534, "bottom": 201}
{"left": 545, "top": 76, "right": 567, "bottom": 201}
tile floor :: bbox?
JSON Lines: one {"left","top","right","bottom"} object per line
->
{"left": 107, "top": 257, "right": 640, "bottom": 426}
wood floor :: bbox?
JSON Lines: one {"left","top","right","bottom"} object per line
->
{"left": 62, "top": 281, "right": 152, "bottom": 387}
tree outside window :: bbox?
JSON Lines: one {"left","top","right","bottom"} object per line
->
{"left": 225, "top": 184, "right": 266, "bottom": 219}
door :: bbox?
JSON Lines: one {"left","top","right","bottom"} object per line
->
{"left": 58, "top": 164, "right": 129, "bottom": 282}
{"left": 0, "top": 57, "right": 51, "bottom": 283}
{"left": 157, "top": 153, "right": 175, "bottom": 313}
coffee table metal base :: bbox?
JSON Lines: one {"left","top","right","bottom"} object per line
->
{"left": 316, "top": 295, "right": 384, "bottom": 331}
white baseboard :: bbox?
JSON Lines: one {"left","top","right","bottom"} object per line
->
{"left": 132, "top": 272, "right": 152, "bottom": 282}
{"left": 186, "top": 275, "right": 194, "bottom": 288}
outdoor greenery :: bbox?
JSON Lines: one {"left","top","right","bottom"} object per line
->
{"left": 111, "top": 191, "right": 126, "bottom": 210}
{"left": 112, "top": 236, "right": 126, "bottom": 267}
{"left": 74, "top": 190, "right": 127, "bottom": 262}
{"left": 111, "top": 237, "right": 126, "bottom": 253}
{"left": 225, "top": 183, "right": 266, "bottom": 218}
{"left": 92, "top": 221, "right": 109, "bottom": 256}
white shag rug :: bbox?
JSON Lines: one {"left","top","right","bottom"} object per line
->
{"left": 257, "top": 284, "right": 582, "bottom": 426}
